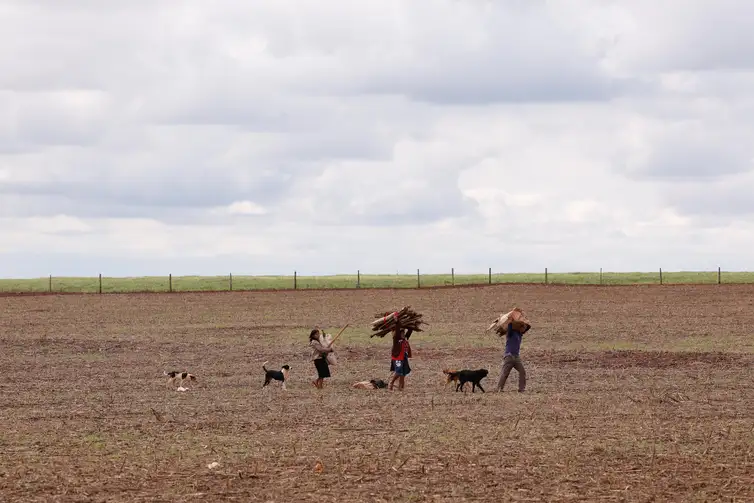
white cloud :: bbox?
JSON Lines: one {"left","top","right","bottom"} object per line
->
{"left": 220, "top": 201, "right": 267, "bottom": 216}
{"left": 1, "top": 0, "right": 754, "bottom": 277}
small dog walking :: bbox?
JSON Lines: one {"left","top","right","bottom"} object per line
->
{"left": 164, "top": 371, "right": 197, "bottom": 389}
{"left": 443, "top": 368, "right": 461, "bottom": 387}
{"left": 262, "top": 361, "right": 290, "bottom": 390}
{"left": 444, "top": 368, "right": 489, "bottom": 393}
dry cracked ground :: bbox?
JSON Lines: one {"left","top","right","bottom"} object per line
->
{"left": 1, "top": 284, "right": 753, "bottom": 502}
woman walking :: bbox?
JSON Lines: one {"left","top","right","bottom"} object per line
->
{"left": 309, "top": 328, "right": 334, "bottom": 389}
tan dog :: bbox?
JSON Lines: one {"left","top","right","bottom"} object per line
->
{"left": 352, "top": 379, "right": 388, "bottom": 390}
{"left": 443, "top": 369, "right": 461, "bottom": 386}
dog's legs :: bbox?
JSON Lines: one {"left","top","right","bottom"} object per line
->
{"left": 478, "top": 382, "right": 485, "bottom": 393}
{"left": 282, "top": 381, "right": 287, "bottom": 390}
{"left": 472, "top": 382, "right": 476, "bottom": 393}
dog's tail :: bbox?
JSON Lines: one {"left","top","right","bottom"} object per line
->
{"left": 262, "top": 360, "right": 269, "bottom": 372}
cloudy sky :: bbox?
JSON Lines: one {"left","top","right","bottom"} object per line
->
{"left": 1, "top": 0, "right": 753, "bottom": 277}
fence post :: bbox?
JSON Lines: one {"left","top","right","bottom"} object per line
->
{"left": 488, "top": 267, "right": 492, "bottom": 285}
{"left": 357, "top": 270, "right": 360, "bottom": 288}
{"left": 659, "top": 268, "right": 663, "bottom": 285}
{"left": 229, "top": 273, "right": 233, "bottom": 291}
{"left": 718, "top": 266, "right": 721, "bottom": 285}
{"left": 99, "top": 273, "right": 102, "bottom": 294}
{"left": 417, "top": 269, "right": 420, "bottom": 288}
{"left": 600, "top": 268, "right": 603, "bottom": 285}
{"left": 451, "top": 268, "right": 454, "bottom": 286}
{"left": 169, "top": 274, "right": 172, "bottom": 292}
{"left": 49, "top": 274, "right": 52, "bottom": 293}
{"left": 294, "top": 271, "right": 297, "bottom": 290}
{"left": 545, "top": 267, "right": 548, "bottom": 285}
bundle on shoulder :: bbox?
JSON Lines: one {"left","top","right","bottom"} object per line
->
{"left": 316, "top": 330, "right": 338, "bottom": 365}
{"left": 486, "top": 307, "right": 532, "bottom": 336}
{"left": 370, "top": 306, "right": 426, "bottom": 338}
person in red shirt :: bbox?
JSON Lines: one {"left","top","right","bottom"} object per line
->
{"left": 388, "top": 327, "right": 413, "bottom": 390}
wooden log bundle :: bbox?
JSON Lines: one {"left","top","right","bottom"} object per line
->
{"left": 370, "top": 306, "right": 426, "bottom": 338}
{"left": 487, "top": 307, "right": 531, "bottom": 336}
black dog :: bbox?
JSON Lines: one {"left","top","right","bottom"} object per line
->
{"left": 455, "top": 369, "right": 489, "bottom": 393}
{"left": 262, "top": 361, "right": 290, "bottom": 390}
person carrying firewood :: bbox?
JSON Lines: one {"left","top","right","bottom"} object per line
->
{"left": 497, "top": 319, "right": 527, "bottom": 392}
{"left": 388, "top": 326, "right": 413, "bottom": 390}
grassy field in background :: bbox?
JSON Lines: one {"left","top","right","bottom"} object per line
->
{"left": 0, "top": 270, "right": 746, "bottom": 293}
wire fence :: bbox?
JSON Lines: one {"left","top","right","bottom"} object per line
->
{"left": 0, "top": 267, "right": 748, "bottom": 294}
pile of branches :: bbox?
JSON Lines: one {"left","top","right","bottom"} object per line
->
{"left": 487, "top": 307, "right": 532, "bottom": 336}
{"left": 370, "top": 306, "right": 426, "bottom": 338}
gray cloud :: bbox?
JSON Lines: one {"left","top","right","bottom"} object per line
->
{"left": 612, "top": 0, "right": 754, "bottom": 73}
{"left": 665, "top": 174, "right": 754, "bottom": 219}
{"left": 619, "top": 121, "right": 754, "bottom": 181}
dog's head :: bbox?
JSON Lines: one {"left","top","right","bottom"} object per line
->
{"left": 370, "top": 379, "right": 388, "bottom": 389}
{"left": 478, "top": 369, "right": 489, "bottom": 377}
{"left": 281, "top": 365, "right": 290, "bottom": 378}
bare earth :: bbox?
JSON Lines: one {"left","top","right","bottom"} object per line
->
{"left": 1, "top": 284, "right": 752, "bottom": 502}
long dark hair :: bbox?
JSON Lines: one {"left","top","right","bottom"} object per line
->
{"left": 309, "top": 328, "right": 321, "bottom": 342}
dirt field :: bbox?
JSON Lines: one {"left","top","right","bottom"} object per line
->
{"left": 1, "top": 284, "right": 753, "bottom": 502}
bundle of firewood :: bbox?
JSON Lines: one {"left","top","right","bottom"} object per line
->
{"left": 487, "top": 307, "right": 531, "bottom": 336}
{"left": 370, "top": 306, "right": 426, "bottom": 338}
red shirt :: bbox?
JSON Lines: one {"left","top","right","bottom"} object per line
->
{"left": 391, "top": 337, "right": 411, "bottom": 360}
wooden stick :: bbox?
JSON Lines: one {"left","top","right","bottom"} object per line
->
{"left": 327, "top": 323, "right": 349, "bottom": 347}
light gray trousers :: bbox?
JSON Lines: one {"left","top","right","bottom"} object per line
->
{"left": 497, "top": 355, "right": 526, "bottom": 392}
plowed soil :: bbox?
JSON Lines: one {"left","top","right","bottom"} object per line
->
{"left": 1, "top": 284, "right": 753, "bottom": 502}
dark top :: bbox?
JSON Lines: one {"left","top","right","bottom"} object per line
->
{"left": 504, "top": 322, "right": 523, "bottom": 357}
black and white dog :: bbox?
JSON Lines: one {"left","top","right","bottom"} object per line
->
{"left": 164, "top": 370, "right": 197, "bottom": 389}
{"left": 262, "top": 361, "right": 290, "bottom": 390}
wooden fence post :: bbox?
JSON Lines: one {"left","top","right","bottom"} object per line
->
{"left": 357, "top": 270, "right": 360, "bottom": 288}
{"left": 659, "top": 268, "right": 663, "bottom": 285}
{"left": 169, "top": 274, "right": 172, "bottom": 293}
{"left": 451, "top": 268, "right": 454, "bottom": 286}
{"left": 417, "top": 269, "right": 420, "bottom": 288}
{"left": 229, "top": 273, "right": 233, "bottom": 291}
{"left": 488, "top": 267, "right": 492, "bottom": 285}
{"left": 49, "top": 275, "right": 52, "bottom": 293}
{"left": 600, "top": 268, "right": 603, "bottom": 285}
{"left": 545, "top": 267, "right": 548, "bottom": 285}
{"left": 99, "top": 274, "right": 102, "bottom": 294}
{"left": 294, "top": 271, "right": 297, "bottom": 290}
{"left": 718, "top": 266, "right": 721, "bottom": 285}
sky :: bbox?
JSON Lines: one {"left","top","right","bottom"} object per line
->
{"left": 1, "top": 0, "right": 753, "bottom": 278}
